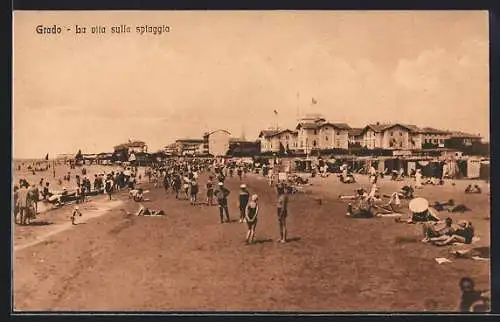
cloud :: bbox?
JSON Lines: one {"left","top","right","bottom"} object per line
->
{"left": 393, "top": 48, "right": 447, "bottom": 92}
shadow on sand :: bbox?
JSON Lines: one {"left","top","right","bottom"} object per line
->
{"left": 28, "top": 221, "right": 53, "bottom": 226}
{"left": 394, "top": 236, "right": 420, "bottom": 244}
{"left": 253, "top": 239, "right": 273, "bottom": 244}
{"left": 287, "top": 237, "right": 301, "bottom": 243}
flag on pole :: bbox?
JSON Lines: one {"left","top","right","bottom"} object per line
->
{"left": 311, "top": 98, "right": 317, "bottom": 105}
{"left": 273, "top": 110, "right": 278, "bottom": 115}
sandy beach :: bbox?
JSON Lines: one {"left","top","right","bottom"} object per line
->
{"left": 12, "top": 164, "right": 490, "bottom": 311}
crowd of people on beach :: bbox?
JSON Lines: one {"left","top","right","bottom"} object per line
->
{"left": 335, "top": 161, "right": 481, "bottom": 249}
{"left": 13, "top": 156, "right": 489, "bottom": 311}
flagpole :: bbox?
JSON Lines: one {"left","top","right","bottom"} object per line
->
{"left": 296, "top": 92, "right": 300, "bottom": 120}
{"left": 276, "top": 110, "right": 278, "bottom": 131}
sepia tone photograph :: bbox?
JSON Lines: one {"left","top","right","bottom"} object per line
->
{"left": 12, "top": 10, "right": 490, "bottom": 312}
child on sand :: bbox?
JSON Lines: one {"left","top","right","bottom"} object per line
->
{"left": 245, "top": 194, "right": 259, "bottom": 244}
{"left": 206, "top": 177, "right": 214, "bottom": 206}
{"left": 71, "top": 206, "right": 82, "bottom": 225}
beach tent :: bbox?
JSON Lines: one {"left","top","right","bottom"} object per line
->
{"left": 467, "top": 158, "right": 481, "bottom": 179}
{"left": 480, "top": 161, "right": 490, "bottom": 181}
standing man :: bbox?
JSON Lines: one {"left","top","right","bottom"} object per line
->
{"left": 105, "top": 175, "right": 114, "bottom": 200}
{"left": 173, "top": 173, "right": 181, "bottom": 199}
{"left": 163, "top": 173, "right": 170, "bottom": 195}
{"left": 189, "top": 180, "right": 199, "bottom": 206}
{"left": 369, "top": 163, "right": 377, "bottom": 184}
{"left": 214, "top": 182, "right": 231, "bottom": 223}
{"left": 277, "top": 183, "right": 289, "bottom": 243}
{"left": 16, "top": 182, "right": 30, "bottom": 225}
{"left": 238, "top": 184, "right": 250, "bottom": 223}
{"left": 268, "top": 167, "right": 274, "bottom": 186}
{"left": 28, "top": 183, "right": 40, "bottom": 215}
{"left": 206, "top": 176, "right": 214, "bottom": 206}
{"left": 13, "top": 185, "right": 19, "bottom": 223}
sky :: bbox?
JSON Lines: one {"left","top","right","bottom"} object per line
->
{"left": 13, "top": 11, "right": 489, "bottom": 159}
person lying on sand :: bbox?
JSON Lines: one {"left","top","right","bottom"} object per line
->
{"left": 465, "top": 184, "right": 482, "bottom": 194}
{"left": 432, "top": 199, "right": 471, "bottom": 213}
{"left": 451, "top": 246, "right": 490, "bottom": 260}
{"left": 346, "top": 191, "right": 401, "bottom": 219}
{"left": 424, "top": 177, "right": 445, "bottom": 185}
{"left": 429, "top": 220, "right": 474, "bottom": 246}
{"left": 135, "top": 205, "right": 166, "bottom": 216}
{"left": 339, "top": 188, "right": 367, "bottom": 201}
{"left": 129, "top": 188, "right": 148, "bottom": 202}
{"left": 421, "top": 217, "right": 455, "bottom": 242}
{"left": 70, "top": 206, "right": 82, "bottom": 225}
{"left": 370, "top": 192, "right": 403, "bottom": 217}
{"left": 406, "top": 197, "right": 440, "bottom": 224}
{"left": 346, "top": 196, "right": 374, "bottom": 218}
{"left": 339, "top": 172, "right": 356, "bottom": 184}
{"left": 383, "top": 185, "right": 414, "bottom": 201}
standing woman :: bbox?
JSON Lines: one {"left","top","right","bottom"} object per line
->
{"left": 206, "top": 177, "right": 214, "bottom": 206}
{"left": 190, "top": 180, "right": 199, "bottom": 206}
{"left": 163, "top": 173, "right": 170, "bottom": 195}
{"left": 105, "top": 175, "right": 114, "bottom": 200}
{"left": 238, "top": 184, "right": 250, "bottom": 223}
{"left": 245, "top": 194, "right": 259, "bottom": 244}
{"left": 415, "top": 169, "right": 423, "bottom": 189}
{"left": 277, "top": 184, "right": 289, "bottom": 243}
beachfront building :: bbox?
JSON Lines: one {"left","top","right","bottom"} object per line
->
{"left": 258, "top": 129, "right": 295, "bottom": 153}
{"left": 295, "top": 116, "right": 351, "bottom": 153}
{"left": 175, "top": 139, "right": 204, "bottom": 156}
{"left": 258, "top": 115, "right": 351, "bottom": 154}
{"left": 420, "top": 127, "right": 452, "bottom": 148}
{"left": 316, "top": 122, "right": 351, "bottom": 150}
{"left": 258, "top": 129, "right": 280, "bottom": 153}
{"left": 348, "top": 128, "right": 364, "bottom": 147}
{"left": 228, "top": 138, "right": 261, "bottom": 156}
{"left": 114, "top": 140, "right": 148, "bottom": 156}
{"left": 163, "top": 143, "right": 177, "bottom": 156}
{"left": 258, "top": 129, "right": 298, "bottom": 153}
{"left": 359, "top": 123, "right": 423, "bottom": 150}
{"left": 446, "top": 132, "right": 483, "bottom": 148}
{"left": 203, "top": 129, "right": 231, "bottom": 156}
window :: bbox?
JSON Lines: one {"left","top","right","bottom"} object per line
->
{"left": 337, "top": 131, "right": 340, "bottom": 135}
{"left": 286, "top": 135, "right": 289, "bottom": 140}
{"left": 325, "top": 136, "right": 328, "bottom": 141}
{"left": 313, "top": 140, "right": 317, "bottom": 147}
{"left": 400, "top": 132, "right": 403, "bottom": 137}
{"left": 313, "top": 130, "right": 317, "bottom": 135}
{"left": 390, "top": 131, "right": 393, "bottom": 136}
{"left": 399, "top": 142, "right": 403, "bottom": 148}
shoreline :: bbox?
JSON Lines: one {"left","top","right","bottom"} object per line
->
{"left": 13, "top": 197, "right": 125, "bottom": 252}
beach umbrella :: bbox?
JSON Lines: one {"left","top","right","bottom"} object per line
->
{"left": 129, "top": 153, "right": 137, "bottom": 162}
